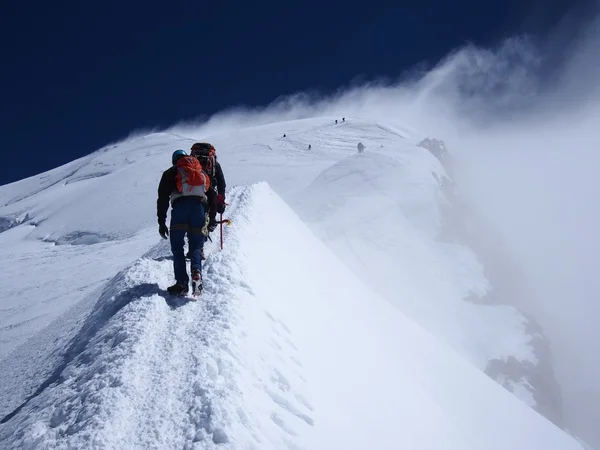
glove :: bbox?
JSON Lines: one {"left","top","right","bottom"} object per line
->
{"left": 207, "top": 218, "right": 217, "bottom": 233}
{"left": 216, "top": 194, "right": 226, "bottom": 214}
{"left": 159, "top": 223, "right": 169, "bottom": 239}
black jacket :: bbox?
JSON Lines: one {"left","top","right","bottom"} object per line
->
{"left": 205, "top": 161, "right": 226, "bottom": 221}
{"left": 156, "top": 166, "right": 212, "bottom": 224}
{"left": 157, "top": 166, "right": 177, "bottom": 225}
{"left": 157, "top": 161, "right": 226, "bottom": 225}
{"left": 211, "top": 161, "right": 226, "bottom": 196}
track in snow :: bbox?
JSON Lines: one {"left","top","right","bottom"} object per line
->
{"left": 0, "top": 188, "right": 262, "bottom": 449}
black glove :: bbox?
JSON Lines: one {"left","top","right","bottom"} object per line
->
{"left": 207, "top": 218, "right": 217, "bottom": 233}
{"left": 216, "top": 194, "right": 226, "bottom": 214}
{"left": 159, "top": 223, "right": 169, "bottom": 239}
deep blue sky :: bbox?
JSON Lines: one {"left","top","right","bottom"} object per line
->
{"left": 0, "top": 0, "right": 590, "bottom": 185}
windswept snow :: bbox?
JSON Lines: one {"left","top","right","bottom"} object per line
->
{"left": 293, "top": 149, "right": 535, "bottom": 369}
{"left": 0, "top": 117, "right": 584, "bottom": 448}
{"left": 0, "top": 183, "right": 584, "bottom": 449}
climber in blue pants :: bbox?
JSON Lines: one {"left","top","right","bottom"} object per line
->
{"left": 169, "top": 197, "right": 205, "bottom": 288}
{"left": 157, "top": 150, "right": 210, "bottom": 295}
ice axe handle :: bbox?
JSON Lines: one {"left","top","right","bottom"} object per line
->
{"left": 220, "top": 213, "right": 223, "bottom": 250}
{"left": 219, "top": 201, "right": 229, "bottom": 250}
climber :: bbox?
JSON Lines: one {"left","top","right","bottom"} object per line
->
{"left": 190, "top": 142, "right": 227, "bottom": 234}
{"left": 157, "top": 150, "right": 210, "bottom": 296}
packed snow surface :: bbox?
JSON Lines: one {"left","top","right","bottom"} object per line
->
{"left": 0, "top": 117, "right": 584, "bottom": 448}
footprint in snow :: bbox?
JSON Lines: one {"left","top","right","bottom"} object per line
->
{"left": 294, "top": 394, "right": 314, "bottom": 412}
{"left": 271, "top": 368, "right": 291, "bottom": 392}
{"left": 270, "top": 412, "right": 297, "bottom": 436}
{"left": 266, "top": 389, "right": 314, "bottom": 426}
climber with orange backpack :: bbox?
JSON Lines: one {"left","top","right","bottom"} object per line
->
{"left": 157, "top": 149, "right": 210, "bottom": 296}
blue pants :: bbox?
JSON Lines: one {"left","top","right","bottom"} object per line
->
{"left": 169, "top": 197, "right": 206, "bottom": 284}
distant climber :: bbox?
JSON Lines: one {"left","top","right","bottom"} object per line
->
{"left": 190, "top": 143, "right": 227, "bottom": 235}
{"left": 157, "top": 150, "right": 210, "bottom": 296}
{"left": 335, "top": 119, "right": 338, "bottom": 124}
{"left": 357, "top": 142, "right": 365, "bottom": 153}
{"left": 342, "top": 117, "right": 345, "bottom": 122}
{"left": 308, "top": 144, "right": 312, "bottom": 150}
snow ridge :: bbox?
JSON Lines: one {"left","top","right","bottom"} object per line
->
{"left": 0, "top": 118, "right": 587, "bottom": 449}
{"left": 0, "top": 184, "right": 315, "bottom": 450}
{"left": 0, "top": 193, "right": 239, "bottom": 449}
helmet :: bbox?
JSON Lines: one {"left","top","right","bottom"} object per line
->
{"left": 172, "top": 149, "right": 187, "bottom": 165}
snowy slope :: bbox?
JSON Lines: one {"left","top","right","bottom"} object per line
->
{"left": 0, "top": 118, "right": 400, "bottom": 358}
{"left": 0, "top": 120, "right": 342, "bottom": 358}
{"left": 287, "top": 130, "right": 560, "bottom": 418}
{"left": 0, "top": 183, "right": 583, "bottom": 449}
{"left": 293, "top": 148, "right": 534, "bottom": 370}
{"left": 0, "top": 117, "right": 581, "bottom": 448}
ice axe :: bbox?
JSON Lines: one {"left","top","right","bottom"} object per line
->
{"left": 218, "top": 214, "right": 231, "bottom": 250}
{"left": 218, "top": 200, "right": 231, "bottom": 250}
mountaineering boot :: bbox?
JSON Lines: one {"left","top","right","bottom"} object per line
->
{"left": 191, "top": 269, "right": 203, "bottom": 296}
{"left": 167, "top": 282, "right": 189, "bottom": 296}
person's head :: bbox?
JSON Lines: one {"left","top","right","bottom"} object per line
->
{"left": 172, "top": 149, "right": 187, "bottom": 165}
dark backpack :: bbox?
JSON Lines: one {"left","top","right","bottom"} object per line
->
{"left": 191, "top": 143, "right": 217, "bottom": 185}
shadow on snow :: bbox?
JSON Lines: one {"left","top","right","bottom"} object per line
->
{"left": 0, "top": 281, "right": 168, "bottom": 424}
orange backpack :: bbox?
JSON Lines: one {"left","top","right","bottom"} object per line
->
{"left": 174, "top": 156, "right": 210, "bottom": 196}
